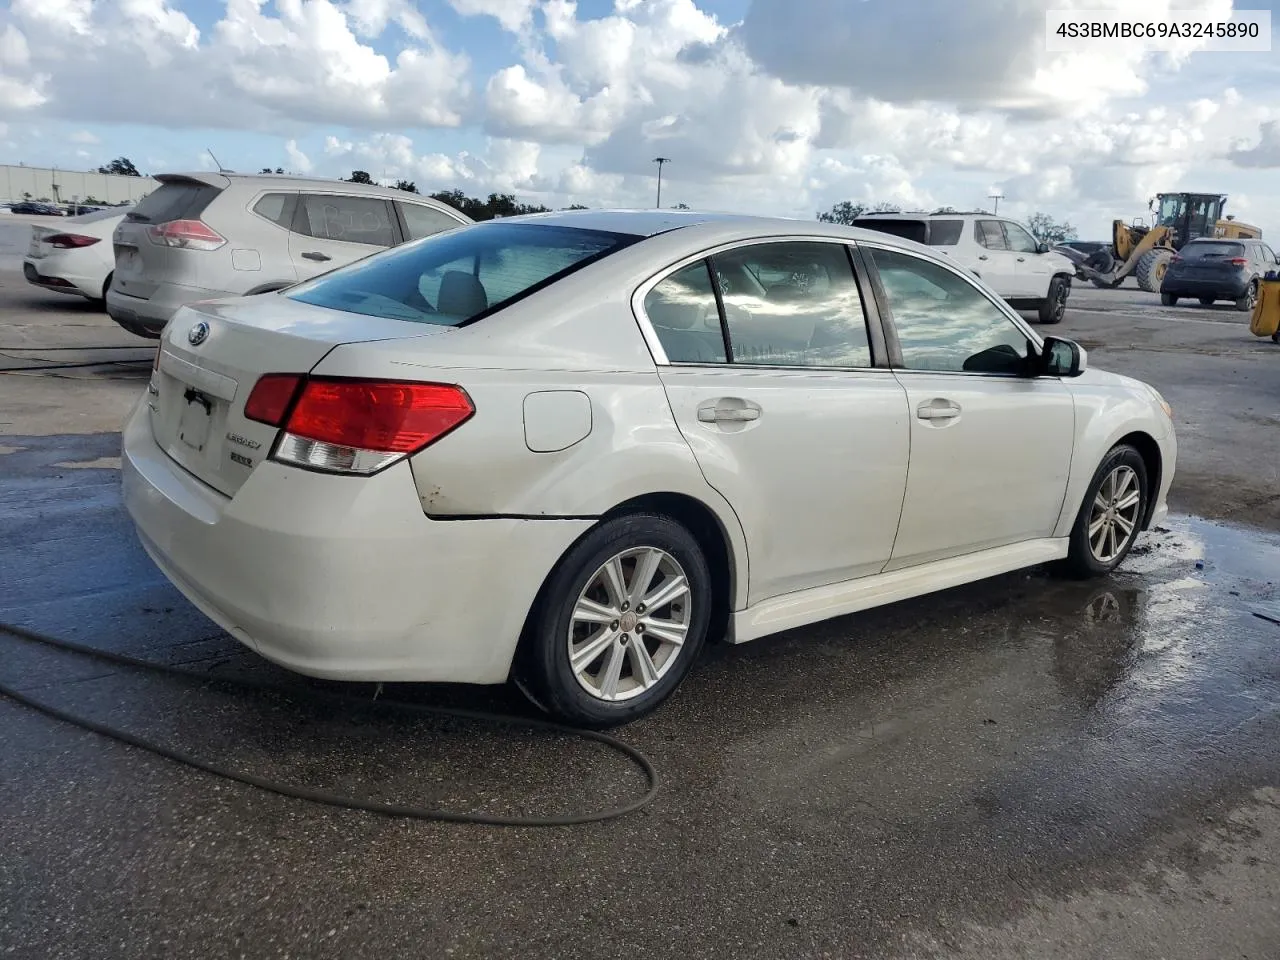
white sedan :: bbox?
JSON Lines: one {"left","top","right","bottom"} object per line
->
{"left": 121, "top": 210, "right": 1177, "bottom": 727}
{"left": 23, "top": 207, "right": 129, "bottom": 304}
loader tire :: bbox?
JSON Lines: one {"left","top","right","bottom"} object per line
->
{"left": 1135, "top": 249, "right": 1174, "bottom": 293}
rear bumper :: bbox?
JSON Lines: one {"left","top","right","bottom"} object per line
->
{"left": 1160, "top": 276, "right": 1250, "bottom": 299}
{"left": 107, "top": 281, "right": 232, "bottom": 336}
{"left": 23, "top": 256, "right": 102, "bottom": 299}
{"left": 120, "top": 395, "right": 593, "bottom": 684}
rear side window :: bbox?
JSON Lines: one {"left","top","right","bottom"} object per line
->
{"left": 925, "top": 220, "right": 963, "bottom": 245}
{"left": 644, "top": 262, "right": 727, "bottom": 364}
{"left": 711, "top": 241, "right": 872, "bottom": 368}
{"left": 285, "top": 221, "right": 638, "bottom": 326}
{"left": 399, "top": 202, "right": 463, "bottom": 240}
{"left": 296, "top": 194, "right": 396, "bottom": 247}
{"left": 975, "top": 220, "right": 1009, "bottom": 250}
{"left": 253, "top": 192, "right": 295, "bottom": 228}
{"left": 854, "top": 218, "right": 927, "bottom": 244}
{"left": 126, "top": 182, "right": 222, "bottom": 224}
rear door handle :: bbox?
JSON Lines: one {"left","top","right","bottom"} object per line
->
{"left": 697, "top": 401, "right": 761, "bottom": 423}
{"left": 1017, "top": 257, "right": 1026, "bottom": 262}
{"left": 917, "top": 400, "right": 961, "bottom": 420}
{"left": 301, "top": 251, "right": 332, "bottom": 262}
{"left": 978, "top": 255, "right": 989, "bottom": 261}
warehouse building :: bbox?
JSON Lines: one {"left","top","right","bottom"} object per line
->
{"left": 0, "top": 164, "right": 157, "bottom": 205}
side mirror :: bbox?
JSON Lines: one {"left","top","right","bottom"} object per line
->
{"left": 1037, "top": 241, "right": 1051, "bottom": 254}
{"left": 1040, "top": 336, "right": 1086, "bottom": 377}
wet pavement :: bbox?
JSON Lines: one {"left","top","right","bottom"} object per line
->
{"left": 3, "top": 274, "right": 1280, "bottom": 959}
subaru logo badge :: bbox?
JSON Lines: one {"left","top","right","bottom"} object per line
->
{"left": 187, "top": 321, "right": 210, "bottom": 346}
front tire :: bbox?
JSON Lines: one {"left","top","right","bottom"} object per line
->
{"left": 1198, "top": 296, "right": 1215, "bottom": 306}
{"left": 1059, "top": 445, "right": 1149, "bottom": 580}
{"left": 1038, "top": 276, "right": 1069, "bottom": 324}
{"left": 1135, "top": 249, "right": 1173, "bottom": 293}
{"left": 1161, "top": 292, "right": 1178, "bottom": 306}
{"left": 516, "top": 512, "right": 712, "bottom": 728}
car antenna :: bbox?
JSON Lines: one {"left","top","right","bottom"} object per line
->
{"left": 206, "top": 147, "right": 232, "bottom": 174}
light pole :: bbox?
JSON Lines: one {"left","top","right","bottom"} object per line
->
{"left": 988, "top": 191, "right": 1003, "bottom": 214}
{"left": 653, "top": 157, "right": 670, "bottom": 208}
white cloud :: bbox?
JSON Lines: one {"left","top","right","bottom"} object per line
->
{"left": 1228, "top": 120, "right": 1280, "bottom": 169}
{"left": 69, "top": 129, "right": 99, "bottom": 144}
{"left": 285, "top": 138, "right": 312, "bottom": 173}
{"left": 447, "top": 0, "right": 537, "bottom": 34}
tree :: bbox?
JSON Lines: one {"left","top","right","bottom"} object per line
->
{"left": 346, "top": 170, "right": 374, "bottom": 184}
{"left": 1026, "top": 212, "right": 1078, "bottom": 244}
{"left": 931, "top": 206, "right": 960, "bottom": 214}
{"left": 394, "top": 179, "right": 418, "bottom": 193}
{"left": 817, "top": 200, "right": 900, "bottom": 224}
{"left": 428, "top": 189, "right": 551, "bottom": 221}
{"left": 260, "top": 166, "right": 284, "bottom": 174}
{"left": 673, "top": 202, "right": 690, "bottom": 209}
{"left": 98, "top": 157, "right": 141, "bottom": 177}
{"left": 564, "top": 204, "right": 589, "bottom": 210}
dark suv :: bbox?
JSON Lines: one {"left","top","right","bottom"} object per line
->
{"left": 1160, "top": 238, "right": 1279, "bottom": 311}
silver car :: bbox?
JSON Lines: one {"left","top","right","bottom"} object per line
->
{"left": 106, "top": 172, "right": 473, "bottom": 339}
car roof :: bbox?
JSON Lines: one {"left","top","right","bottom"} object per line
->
{"left": 851, "top": 211, "right": 993, "bottom": 221}
{"left": 153, "top": 171, "right": 458, "bottom": 200}
{"left": 487, "top": 207, "right": 958, "bottom": 245}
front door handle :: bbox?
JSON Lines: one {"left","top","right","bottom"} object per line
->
{"left": 1017, "top": 256, "right": 1026, "bottom": 262}
{"left": 301, "top": 251, "right": 332, "bottom": 262}
{"left": 917, "top": 400, "right": 961, "bottom": 420}
{"left": 697, "top": 401, "right": 761, "bottom": 423}
{"left": 978, "top": 254, "right": 989, "bottom": 261}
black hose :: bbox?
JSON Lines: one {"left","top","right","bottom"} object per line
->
{"left": 0, "top": 358, "right": 152, "bottom": 374}
{"left": 0, "top": 622, "right": 658, "bottom": 827}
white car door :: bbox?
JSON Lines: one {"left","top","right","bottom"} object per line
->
{"left": 288, "top": 192, "right": 399, "bottom": 281}
{"left": 860, "top": 242, "right": 1075, "bottom": 570}
{"left": 644, "top": 239, "right": 911, "bottom": 605}
{"left": 1002, "top": 219, "right": 1056, "bottom": 297}
{"left": 970, "top": 219, "right": 1026, "bottom": 298}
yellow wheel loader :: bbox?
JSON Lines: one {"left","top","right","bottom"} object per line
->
{"left": 1079, "top": 192, "right": 1263, "bottom": 294}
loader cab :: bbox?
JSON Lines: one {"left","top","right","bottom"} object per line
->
{"left": 1151, "top": 193, "right": 1226, "bottom": 248}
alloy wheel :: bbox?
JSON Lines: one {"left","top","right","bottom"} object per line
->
{"left": 567, "top": 546, "right": 692, "bottom": 702}
{"left": 1088, "top": 465, "right": 1142, "bottom": 563}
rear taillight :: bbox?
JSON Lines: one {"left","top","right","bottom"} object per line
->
{"left": 244, "top": 373, "right": 304, "bottom": 426}
{"left": 147, "top": 220, "right": 227, "bottom": 251}
{"left": 1228, "top": 257, "right": 1249, "bottom": 266}
{"left": 246, "top": 376, "right": 474, "bottom": 475}
{"left": 47, "top": 233, "right": 101, "bottom": 249}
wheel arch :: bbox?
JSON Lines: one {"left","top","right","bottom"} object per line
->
{"left": 1115, "top": 430, "right": 1163, "bottom": 530}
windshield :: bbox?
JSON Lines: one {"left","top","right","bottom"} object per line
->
{"left": 1180, "top": 241, "right": 1244, "bottom": 259}
{"left": 285, "top": 221, "right": 640, "bottom": 326}
{"left": 1156, "top": 195, "right": 1185, "bottom": 226}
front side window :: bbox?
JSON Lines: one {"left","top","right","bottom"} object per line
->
{"left": 1003, "top": 221, "right": 1039, "bottom": 253}
{"left": 286, "top": 222, "right": 637, "bottom": 326}
{"left": 867, "top": 246, "right": 1033, "bottom": 376}
{"left": 708, "top": 241, "right": 872, "bottom": 368}
{"left": 644, "top": 262, "right": 727, "bottom": 364}
{"left": 297, "top": 194, "right": 396, "bottom": 247}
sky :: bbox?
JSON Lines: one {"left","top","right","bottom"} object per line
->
{"left": 1, "top": 0, "right": 1279, "bottom": 238}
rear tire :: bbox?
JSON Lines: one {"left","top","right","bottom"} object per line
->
{"left": 515, "top": 512, "right": 713, "bottom": 728}
{"left": 1037, "top": 276, "right": 1069, "bottom": 324}
{"left": 1135, "top": 249, "right": 1173, "bottom": 294}
{"left": 1236, "top": 280, "right": 1259, "bottom": 313}
{"left": 1160, "top": 293, "right": 1178, "bottom": 307}
{"left": 1058, "top": 445, "right": 1149, "bottom": 580}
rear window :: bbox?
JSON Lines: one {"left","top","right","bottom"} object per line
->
{"left": 924, "top": 219, "right": 963, "bottom": 245}
{"left": 284, "top": 222, "right": 640, "bottom": 326}
{"left": 126, "top": 182, "right": 222, "bottom": 224}
{"left": 1181, "top": 241, "right": 1245, "bottom": 259}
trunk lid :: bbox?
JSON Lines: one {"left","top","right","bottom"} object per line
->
{"left": 113, "top": 174, "right": 228, "bottom": 300}
{"left": 150, "top": 293, "right": 454, "bottom": 497}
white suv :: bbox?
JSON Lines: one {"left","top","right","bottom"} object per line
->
{"left": 106, "top": 172, "right": 473, "bottom": 338}
{"left": 852, "top": 212, "right": 1076, "bottom": 324}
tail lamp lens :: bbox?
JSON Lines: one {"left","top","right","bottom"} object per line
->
{"left": 243, "top": 375, "right": 474, "bottom": 475}
{"left": 147, "top": 220, "right": 227, "bottom": 251}
{"left": 47, "top": 233, "right": 100, "bottom": 248}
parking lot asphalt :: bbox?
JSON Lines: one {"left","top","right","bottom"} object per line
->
{"left": 2, "top": 252, "right": 1279, "bottom": 960}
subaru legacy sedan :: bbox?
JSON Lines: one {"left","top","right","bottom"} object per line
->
{"left": 121, "top": 210, "right": 1176, "bottom": 727}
